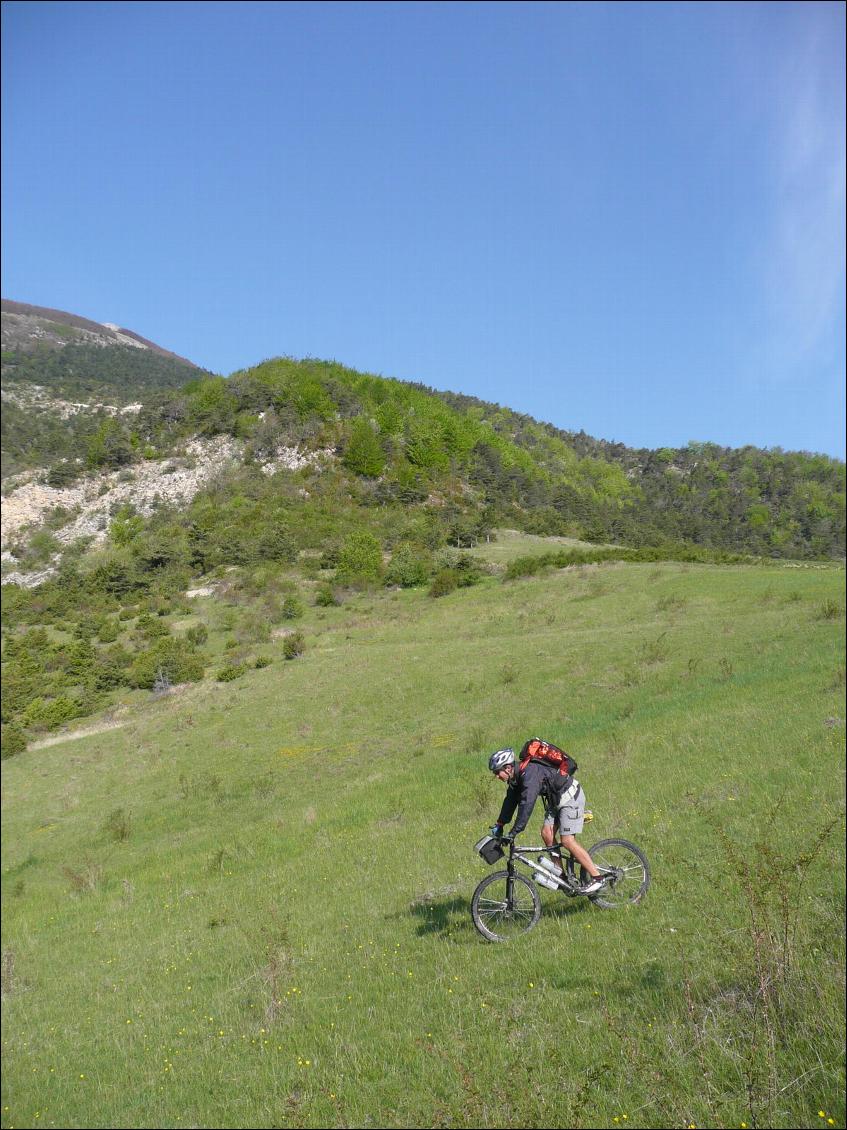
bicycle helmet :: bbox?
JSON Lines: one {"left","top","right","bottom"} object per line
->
{"left": 488, "top": 748, "right": 516, "bottom": 773}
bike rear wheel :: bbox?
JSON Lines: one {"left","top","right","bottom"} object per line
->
{"left": 471, "top": 871, "right": 542, "bottom": 941}
{"left": 581, "top": 838, "right": 650, "bottom": 908}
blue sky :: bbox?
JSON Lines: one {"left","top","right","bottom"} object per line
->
{"left": 2, "top": 1, "right": 844, "bottom": 457}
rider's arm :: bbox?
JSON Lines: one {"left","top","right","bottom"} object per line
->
{"left": 510, "top": 765, "right": 543, "bottom": 837}
{"left": 495, "top": 783, "right": 520, "bottom": 829}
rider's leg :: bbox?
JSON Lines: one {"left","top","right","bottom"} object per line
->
{"left": 541, "top": 815, "right": 566, "bottom": 873}
{"left": 558, "top": 791, "right": 600, "bottom": 879}
{"left": 560, "top": 833, "right": 600, "bottom": 878}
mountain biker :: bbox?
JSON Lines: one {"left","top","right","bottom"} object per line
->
{"left": 488, "top": 747, "right": 607, "bottom": 895}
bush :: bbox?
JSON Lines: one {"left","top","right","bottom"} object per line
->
{"left": 46, "top": 461, "right": 82, "bottom": 488}
{"left": 97, "top": 620, "right": 120, "bottom": 643}
{"left": 315, "top": 584, "right": 340, "bottom": 607}
{"left": 217, "top": 662, "right": 248, "bottom": 682}
{"left": 129, "top": 638, "right": 204, "bottom": 689}
{"left": 102, "top": 807, "right": 131, "bottom": 842}
{"left": 254, "top": 655, "right": 272, "bottom": 669}
{"left": 186, "top": 623, "right": 209, "bottom": 646}
{"left": 429, "top": 568, "right": 459, "bottom": 598}
{"left": 283, "top": 631, "right": 305, "bottom": 659}
{"left": 451, "top": 552, "right": 483, "bottom": 587}
{"left": 92, "top": 645, "right": 133, "bottom": 691}
{"left": 281, "top": 595, "right": 304, "bottom": 620}
{"left": 336, "top": 531, "right": 383, "bottom": 585}
{"left": 257, "top": 523, "right": 298, "bottom": 564}
{"left": 20, "top": 695, "right": 82, "bottom": 731}
{"left": 385, "top": 543, "right": 431, "bottom": 588}
{"left": 135, "top": 612, "right": 170, "bottom": 640}
{"left": 1, "top": 723, "right": 27, "bottom": 759}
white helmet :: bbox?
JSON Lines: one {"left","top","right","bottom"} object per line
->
{"left": 488, "top": 748, "right": 516, "bottom": 773}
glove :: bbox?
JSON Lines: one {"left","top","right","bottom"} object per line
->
{"left": 489, "top": 825, "right": 503, "bottom": 840}
{"left": 501, "top": 831, "right": 515, "bottom": 844}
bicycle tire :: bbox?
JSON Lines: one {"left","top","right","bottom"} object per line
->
{"left": 580, "top": 838, "right": 650, "bottom": 909}
{"left": 471, "top": 870, "right": 542, "bottom": 942}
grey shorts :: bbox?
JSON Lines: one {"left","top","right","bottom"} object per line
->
{"left": 542, "top": 782, "right": 586, "bottom": 836}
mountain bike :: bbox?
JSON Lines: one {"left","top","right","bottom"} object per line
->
{"left": 471, "top": 833, "right": 650, "bottom": 942}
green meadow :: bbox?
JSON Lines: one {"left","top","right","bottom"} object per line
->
{"left": 2, "top": 560, "right": 845, "bottom": 1129}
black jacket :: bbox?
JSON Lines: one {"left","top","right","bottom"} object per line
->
{"left": 496, "top": 761, "right": 574, "bottom": 837}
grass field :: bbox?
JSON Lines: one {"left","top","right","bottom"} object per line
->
{"left": 2, "top": 560, "right": 845, "bottom": 1129}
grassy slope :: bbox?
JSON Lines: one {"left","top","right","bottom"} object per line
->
{"left": 1, "top": 561, "right": 845, "bottom": 1130}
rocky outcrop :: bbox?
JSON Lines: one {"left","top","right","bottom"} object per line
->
{"left": 1, "top": 438, "right": 334, "bottom": 587}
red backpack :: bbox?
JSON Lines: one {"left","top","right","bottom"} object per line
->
{"left": 519, "top": 737, "right": 578, "bottom": 777}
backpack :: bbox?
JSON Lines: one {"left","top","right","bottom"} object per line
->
{"left": 519, "top": 737, "right": 578, "bottom": 778}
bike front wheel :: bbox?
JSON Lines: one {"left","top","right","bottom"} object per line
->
{"left": 471, "top": 870, "right": 542, "bottom": 941}
{"left": 581, "top": 838, "right": 650, "bottom": 908}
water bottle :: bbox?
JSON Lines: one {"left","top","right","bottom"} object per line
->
{"left": 536, "top": 856, "right": 563, "bottom": 881}
{"left": 532, "top": 869, "right": 559, "bottom": 890}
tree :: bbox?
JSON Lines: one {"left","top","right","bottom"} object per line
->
{"left": 343, "top": 418, "right": 386, "bottom": 478}
{"left": 336, "top": 530, "right": 383, "bottom": 584}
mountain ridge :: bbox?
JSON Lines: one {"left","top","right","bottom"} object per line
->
{"left": 1, "top": 298, "right": 200, "bottom": 366}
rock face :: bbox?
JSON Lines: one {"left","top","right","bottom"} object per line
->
{"left": 1, "top": 439, "right": 334, "bottom": 587}
{"left": 1, "top": 383, "right": 144, "bottom": 419}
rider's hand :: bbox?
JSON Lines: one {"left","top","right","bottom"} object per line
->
{"left": 501, "top": 831, "right": 515, "bottom": 844}
{"left": 489, "top": 825, "right": 503, "bottom": 840}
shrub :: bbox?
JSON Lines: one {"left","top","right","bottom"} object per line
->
{"left": 319, "top": 541, "right": 343, "bottom": 569}
{"left": 20, "top": 695, "right": 82, "bottom": 731}
{"left": 97, "top": 620, "right": 120, "bottom": 643}
{"left": 281, "top": 596, "right": 304, "bottom": 620}
{"left": 257, "top": 523, "right": 298, "bottom": 564}
{"left": 135, "top": 612, "right": 170, "bottom": 640}
{"left": 129, "top": 638, "right": 204, "bottom": 689}
{"left": 385, "top": 543, "right": 431, "bottom": 588}
{"left": 92, "top": 645, "right": 134, "bottom": 691}
{"left": 283, "top": 631, "right": 305, "bottom": 659}
{"left": 429, "top": 568, "right": 459, "bottom": 598}
{"left": 1, "top": 724, "right": 27, "bottom": 759}
{"left": 254, "top": 655, "right": 272, "bottom": 669}
{"left": 237, "top": 612, "right": 272, "bottom": 644}
{"left": 818, "top": 599, "right": 844, "bottom": 620}
{"left": 217, "top": 662, "right": 248, "bottom": 682}
{"left": 46, "top": 461, "right": 81, "bottom": 488}
{"left": 315, "top": 584, "right": 340, "bottom": 607}
{"left": 336, "top": 531, "right": 383, "bottom": 585}
{"left": 102, "top": 807, "right": 131, "bottom": 842}
{"left": 453, "top": 552, "right": 483, "bottom": 587}
{"left": 186, "top": 623, "right": 209, "bottom": 646}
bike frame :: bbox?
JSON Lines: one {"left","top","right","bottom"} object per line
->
{"left": 506, "top": 840, "right": 583, "bottom": 896}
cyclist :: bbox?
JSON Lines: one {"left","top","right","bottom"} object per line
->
{"left": 488, "top": 747, "right": 607, "bottom": 895}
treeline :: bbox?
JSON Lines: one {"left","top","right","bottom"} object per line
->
{"left": 3, "top": 352, "right": 845, "bottom": 559}
{"left": 503, "top": 544, "right": 755, "bottom": 580}
{"left": 436, "top": 390, "right": 846, "bottom": 559}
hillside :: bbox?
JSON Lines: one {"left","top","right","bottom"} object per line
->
{"left": 0, "top": 311, "right": 844, "bottom": 748}
{"left": 2, "top": 349, "right": 844, "bottom": 577}
{"left": 2, "top": 560, "right": 844, "bottom": 1128}
{"left": 1, "top": 299, "right": 205, "bottom": 478}
{"left": 2, "top": 305, "right": 844, "bottom": 1128}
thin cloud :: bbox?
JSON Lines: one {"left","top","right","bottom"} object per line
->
{"left": 763, "top": 20, "right": 845, "bottom": 375}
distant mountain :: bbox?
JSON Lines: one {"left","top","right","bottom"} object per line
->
{"left": 1, "top": 299, "right": 209, "bottom": 477}
{"left": 1, "top": 299, "right": 199, "bottom": 365}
